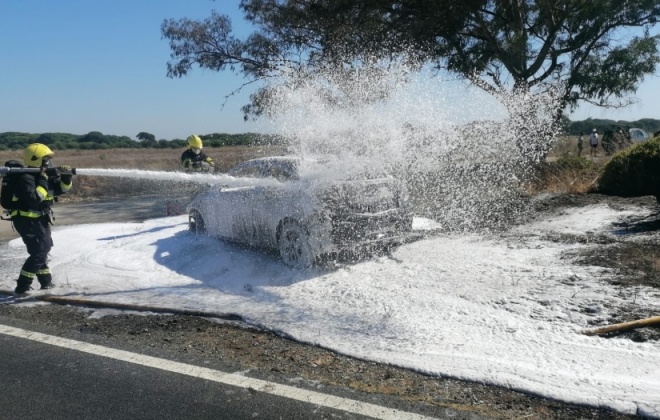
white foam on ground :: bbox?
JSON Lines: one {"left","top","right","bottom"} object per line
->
{"left": 1, "top": 203, "right": 659, "bottom": 417}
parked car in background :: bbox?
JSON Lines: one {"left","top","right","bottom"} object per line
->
{"left": 629, "top": 128, "right": 650, "bottom": 142}
{"left": 188, "top": 156, "right": 414, "bottom": 268}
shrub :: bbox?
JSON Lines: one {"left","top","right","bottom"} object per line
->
{"left": 597, "top": 136, "right": 660, "bottom": 198}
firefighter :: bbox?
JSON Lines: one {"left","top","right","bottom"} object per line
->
{"left": 12, "top": 143, "right": 73, "bottom": 296}
{"left": 181, "top": 134, "right": 215, "bottom": 172}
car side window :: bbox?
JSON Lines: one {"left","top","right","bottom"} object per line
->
{"left": 265, "top": 165, "right": 294, "bottom": 182}
{"left": 230, "top": 165, "right": 263, "bottom": 178}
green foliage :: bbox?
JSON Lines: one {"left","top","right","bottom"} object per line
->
{"left": 136, "top": 132, "right": 156, "bottom": 142}
{"left": 568, "top": 118, "right": 660, "bottom": 135}
{"left": 0, "top": 131, "right": 276, "bottom": 151}
{"left": 162, "top": 1, "right": 660, "bottom": 119}
{"left": 598, "top": 136, "right": 660, "bottom": 197}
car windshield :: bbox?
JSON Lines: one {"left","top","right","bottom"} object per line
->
{"left": 299, "top": 159, "right": 391, "bottom": 182}
{"left": 229, "top": 156, "right": 392, "bottom": 183}
{"left": 228, "top": 158, "right": 300, "bottom": 181}
{"left": 262, "top": 160, "right": 298, "bottom": 181}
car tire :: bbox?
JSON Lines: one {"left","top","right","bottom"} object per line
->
{"left": 189, "top": 210, "right": 206, "bottom": 235}
{"left": 278, "top": 221, "right": 314, "bottom": 268}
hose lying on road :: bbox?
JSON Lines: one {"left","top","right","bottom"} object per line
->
{"left": 6, "top": 289, "right": 653, "bottom": 337}
{"left": 581, "top": 316, "right": 660, "bottom": 336}
{"left": 0, "top": 289, "right": 244, "bottom": 322}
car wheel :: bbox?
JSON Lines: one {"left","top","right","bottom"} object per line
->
{"left": 189, "top": 210, "right": 206, "bottom": 235}
{"left": 278, "top": 221, "right": 314, "bottom": 268}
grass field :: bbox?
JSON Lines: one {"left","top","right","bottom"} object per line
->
{"left": 0, "top": 145, "right": 287, "bottom": 173}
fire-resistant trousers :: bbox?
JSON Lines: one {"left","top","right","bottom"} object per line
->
{"left": 12, "top": 216, "right": 53, "bottom": 288}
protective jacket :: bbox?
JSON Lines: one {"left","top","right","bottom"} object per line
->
{"left": 11, "top": 172, "right": 71, "bottom": 219}
{"left": 181, "top": 149, "right": 215, "bottom": 172}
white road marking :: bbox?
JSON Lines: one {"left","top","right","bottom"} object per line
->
{"left": 0, "top": 324, "right": 436, "bottom": 420}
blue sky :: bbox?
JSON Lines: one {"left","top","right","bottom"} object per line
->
{"left": 0, "top": 0, "right": 256, "bottom": 140}
{"left": 1, "top": 1, "right": 658, "bottom": 140}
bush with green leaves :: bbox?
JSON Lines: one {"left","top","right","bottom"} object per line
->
{"left": 597, "top": 136, "right": 660, "bottom": 200}
{"left": 0, "top": 131, "right": 278, "bottom": 150}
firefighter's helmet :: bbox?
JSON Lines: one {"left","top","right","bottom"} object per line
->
{"left": 23, "top": 143, "right": 54, "bottom": 168}
{"left": 187, "top": 134, "right": 203, "bottom": 149}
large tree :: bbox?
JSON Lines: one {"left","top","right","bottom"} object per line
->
{"left": 136, "top": 131, "right": 156, "bottom": 142}
{"left": 162, "top": 0, "right": 660, "bottom": 119}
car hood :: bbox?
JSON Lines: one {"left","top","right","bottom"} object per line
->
{"left": 316, "top": 177, "right": 408, "bottom": 214}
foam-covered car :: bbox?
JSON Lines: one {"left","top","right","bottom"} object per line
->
{"left": 188, "top": 156, "right": 413, "bottom": 268}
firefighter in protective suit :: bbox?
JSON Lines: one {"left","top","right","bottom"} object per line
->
{"left": 181, "top": 134, "right": 215, "bottom": 172}
{"left": 12, "top": 143, "right": 73, "bottom": 296}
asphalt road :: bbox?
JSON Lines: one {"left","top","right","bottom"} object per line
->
{"left": 0, "top": 308, "right": 470, "bottom": 420}
{"left": 0, "top": 321, "right": 377, "bottom": 420}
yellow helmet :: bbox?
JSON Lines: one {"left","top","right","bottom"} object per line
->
{"left": 23, "top": 143, "right": 54, "bottom": 168}
{"left": 187, "top": 134, "right": 203, "bottom": 149}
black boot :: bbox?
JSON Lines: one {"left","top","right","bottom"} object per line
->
{"left": 37, "top": 273, "right": 54, "bottom": 290}
{"left": 14, "top": 275, "right": 33, "bottom": 297}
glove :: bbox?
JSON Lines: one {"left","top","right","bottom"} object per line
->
{"left": 58, "top": 165, "right": 72, "bottom": 184}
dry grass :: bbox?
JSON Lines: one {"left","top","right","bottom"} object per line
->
{"left": 523, "top": 135, "right": 614, "bottom": 195}
{"left": 0, "top": 145, "right": 287, "bottom": 172}
{"left": 525, "top": 160, "right": 604, "bottom": 194}
{"left": 548, "top": 135, "right": 582, "bottom": 157}
{"left": 0, "top": 145, "right": 287, "bottom": 200}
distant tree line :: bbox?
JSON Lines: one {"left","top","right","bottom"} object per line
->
{"left": 0, "top": 131, "right": 282, "bottom": 151}
{"left": 566, "top": 118, "right": 660, "bottom": 136}
{"left": 2, "top": 118, "right": 658, "bottom": 152}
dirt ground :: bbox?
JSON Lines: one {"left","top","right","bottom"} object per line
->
{"left": 1, "top": 191, "right": 657, "bottom": 419}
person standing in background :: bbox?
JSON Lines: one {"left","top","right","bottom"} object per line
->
{"left": 577, "top": 132, "right": 584, "bottom": 157}
{"left": 589, "top": 129, "right": 599, "bottom": 157}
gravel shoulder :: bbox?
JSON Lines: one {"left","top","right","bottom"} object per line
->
{"left": 1, "top": 193, "right": 656, "bottom": 419}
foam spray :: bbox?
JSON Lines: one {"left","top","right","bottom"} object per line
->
{"left": 260, "top": 62, "right": 563, "bottom": 232}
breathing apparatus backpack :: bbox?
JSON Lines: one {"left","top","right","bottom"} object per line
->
{"left": 1, "top": 160, "right": 24, "bottom": 213}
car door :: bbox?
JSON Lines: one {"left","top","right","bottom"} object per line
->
{"left": 216, "top": 185, "right": 254, "bottom": 243}
{"left": 250, "top": 161, "right": 298, "bottom": 248}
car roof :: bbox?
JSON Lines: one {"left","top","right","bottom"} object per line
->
{"left": 232, "top": 156, "right": 299, "bottom": 168}
{"left": 227, "top": 156, "right": 303, "bottom": 179}
{"left": 229, "top": 155, "right": 295, "bottom": 168}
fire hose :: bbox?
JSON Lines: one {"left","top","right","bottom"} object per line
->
{"left": 0, "top": 289, "right": 243, "bottom": 322}
{"left": 0, "top": 166, "right": 77, "bottom": 177}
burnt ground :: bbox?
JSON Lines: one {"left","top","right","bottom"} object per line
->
{"left": 570, "top": 197, "right": 660, "bottom": 343}
{"left": 1, "top": 193, "right": 659, "bottom": 419}
{"left": 531, "top": 193, "right": 660, "bottom": 344}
